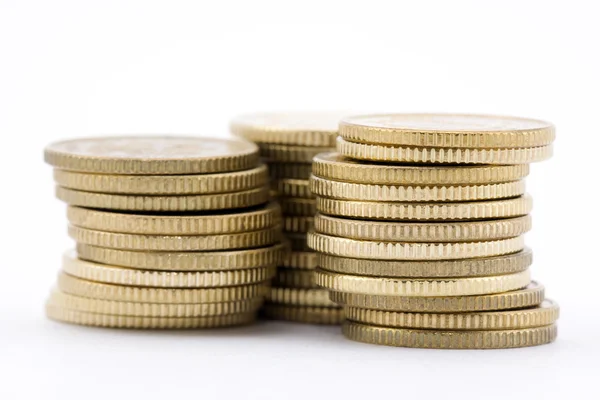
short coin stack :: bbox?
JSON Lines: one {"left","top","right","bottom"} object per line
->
{"left": 44, "top": 136, "right": 284, "bottom": 329}
{"left": 231, "top": 113, "right": 344, "bottom": 324}
{"left": 308, "top": 114, "right": 560, "bottom": 349}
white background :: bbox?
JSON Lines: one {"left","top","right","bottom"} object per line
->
{"left": 1, "top": 1, "right": 598, "bottom": 399}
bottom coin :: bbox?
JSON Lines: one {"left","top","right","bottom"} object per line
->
{"left": 46, "top": 305, "right": 257, "bottom": 329}
{"left": 261, "top": 304, "right": 344, "bottom": 325}
{"left": 343, "top": 321, "right": 557, "bottom": 349}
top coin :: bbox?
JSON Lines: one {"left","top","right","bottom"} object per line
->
{"left": 339, "top": 114, "right": 555, "bottom": 148}
{"left": 44, "top": 136, "right": 259, "bottom": 175}
{"left": 230, "top": 112, "right": 348, "bottom": 147}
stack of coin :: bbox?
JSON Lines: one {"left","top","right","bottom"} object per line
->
{"left": 231, "top": 113, "right": 344, "bottom": 324}
{"left": 308, "top": 114, "right": 560, "bottom": 349}
{"left": 44, "top": 136, "right": 285, "bottom": 329}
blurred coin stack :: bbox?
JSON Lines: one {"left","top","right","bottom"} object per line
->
{"left": 44, "top": 136, "right": 284, "bottom": 329}
{"left": 308, "top": 114, "right": 560, "bottom": 349}
{"left": 231, "top": 113, "right": 344, "bottom": 324}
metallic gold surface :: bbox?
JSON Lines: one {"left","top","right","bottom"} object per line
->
{"left": 267, "top": 287, "right": 338, "bottom": 307}
{"left": 258, "top": 143, "right": 332, "bottom": 163}
{"left": 268, "top": 163, "right": 313, "bottom": 179}
{"left": 286, "top": 233, "right": 311, "bottom": 251}
{"left": 270, "top": 179, "right": 314, "bottom": 199}
{"left": 262, "top": 304, "right": 344, "bottom": 325}
{"left": 272, "top": 268, "right": 316, "bottom": 289}
{"left": 282, "top": 251, "right": 318, "bottom": 269}
{"left": 279, "top": 197, "right": 317, "bottom": 216}
{"left": 283, "top": 216, "right": 314, "bottom": 233}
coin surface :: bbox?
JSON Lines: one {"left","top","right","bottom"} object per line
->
{"left": 271, "top": 179, "right": 314, "bottom": 199}
{"left": 278, "top": 197, "right": 317, "bottom": 216}
{"left": 283, "top": 216, "right": 314, "bottom": 233}
{"left": 286, "top": 233, "right": 311, "bottom": 251}
{"left": 314, "top": 214, "right": 531, "bottom": 242}
{"left": 272, "top": 268, "right": 316, "bottom": 289}
{"left": 267, "top": 287, "right": 337, "bottom": 307}
{"left": 345, "top": 299, "right": 559, "bottom": 330}
{"left": 258, "top": 143, "right": 333, "bottom": 163}
{"left": 310, "top": 175, "right": 526, "bottom": 202}
{"left": 76, "top": 243, "right": 285, "bottom": 271}
{"left": 339, "top": 114, "right": 555, "bottom": 148}
{"left": 268, "top": 163, "right": 313, "bottom": 179}
{"left": 54, "top": 164, "right": 268, "bottom": 194}
{"left": 282, "top": 251, "right": 318, "bottom": 269}
{"left": 262, "top": 304, "right": 344, "bottom": 325}
{"left": 343, "top": 321, "right": 557, "bottom": 349}
{"left": 56, "top": 186, "right": 269, "bottom": 211}
{"left": 337, "top": 137, "right": 553, "bottom": 164}
{"left": 45, "top": 136, "right": 259, "bottom": 174}
{"left": 329, "top": 281, "right": 544, "bottom": 312}
{"left": 318, "top": 250, "right": 532, "bottom": 278}
{"left": 316, "top": 268, "right": 530, "bottom": 296}
{"left": 316, "top": 195, "right": 532, "bottom": 221}
{"left": 308, "top": 231, "right": 525, "bottom": 260}
{"left": 312, "top": 152, "right": 530, "bottom": 185}
{"left": 231, "top": 112, "right": 346, "bottom": 146}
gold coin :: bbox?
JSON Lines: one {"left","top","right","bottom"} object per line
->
{"left": 279, "top": 197, "right": 317, "bottom": 216}
{"left": 69, "top": 224, "right": 281, "bottom": 251}
{"left": 337, "top": 137, "right": 553, "bottom": 164}
{"left": 283, "top": 216, "right": 314, "bottom": 233}
{"left": 57, "top": 273, "right": 268, "bottom": 303}
{"left": 345, "top": 299, "right": 559, "bottom": 330}
{"left": 262, "top": 304, "right": 344, "bottom": 325}
{"left": 316, "top": 195, "right": 532, "bottom": 221}
{"left": 54, "top": 164, "right": 268, "bottom": 194}
{"left": 314, "top": 213, "right": 531, "bottom": 242}
{"left": 343, "top": 321, "right": 557, "bottom": 349}
{"left": 67, "top": 202, "right": 281, "bottom": 235}
{"left": 308, "top": 232, "right": 524, "bottom": 260}
{"left": 48, "top": 289, "right": 264, "bottom": 317}
{"left": 271, "top": 179, "right": 313, "bottom": 198}
{"left": 318, "top": 250, "right": 532, "bottom": 278}
{"left": 339, "top": 114, "right": 555, "bottom": 149}
{"left": 286, "top": 233, "right": 311, "bottom": 251}
{"left": 258, "top": 143, "right": 332, "bottom": 163}
{"left": 62, "top": 251, "right": 276, "bottom": 287}
{"left": 316, "top": 268, "right": 530, "bottom": 296}
{"left": 312, "top": 152, "right": 530, "bottom": 185}
{"left": 56, "top": 186, "right": 269, "bottom": 211}
{"left": 268, "top": 163, "right": 313, "bottom": 179}
{"left": 230, "top": 112, "right": 345, "bottom": 146}
{"left": 273, "top": 268, "right": 316, "bottom": 289}
{"left": 47, "top": 306, "right": 256, "bottom": 329}
{"left": 330, "top": 281, "right": 544, "bottom": 312}
{"left": 310, "top": 175, "right": 525, "bottom": 202}
{"left": 76, "top": 243, "right": 285, "bottom": 271}
{"left": 45, "top": 136, "right": 259, "bottom": 174}
{"left": 282, "top": 251, "right": 317, "bottom": 269}
{"left": 267, "top": 287, "right": 338, "bottom": 307}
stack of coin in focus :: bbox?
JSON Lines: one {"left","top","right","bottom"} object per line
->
{"left": 44, "top": 136, "right": 285, "bottom": 329}
{"left": 231, "top": 113, "right": 344, "bottom": 324}
{"left": 308, "top": 114, "right": 560, "bottom": 349}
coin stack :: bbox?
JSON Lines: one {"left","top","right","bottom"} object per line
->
{"left": 44, "top": 136, "right": 285, "bottom": 329}
{"left": 308, "top": 114, "right": 560, "bottom": 349}
{"left": 231, "top": 113, "right": 344, "bottom": 324}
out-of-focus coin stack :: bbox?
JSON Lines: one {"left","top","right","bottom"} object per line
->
{"left": 231, "top": 113, "right": 344, "bottom": 324}
{"left": 44, "top": 136, "right": 285, "bottom": 329}
{"left": 308, "top": 114, "right": 560, "bottom": 349}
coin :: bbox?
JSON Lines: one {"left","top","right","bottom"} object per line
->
{"left": 345, "top": 299, "right": 559, "bottom": 330}
{"left": 337, "top": 137, "right": 553, "bottom": 164}
{"left": 315, "top": 268, "right": 530, "bottom": 296}
{"left": 312, "top": 152, "right": 530, "bottom": 185}
{"left": 283, "top": 216, "right": 314, "bottom": 233}
{"left": 57, "top": 273, "right": 268, "bottom": 303}
{"left": 45, "top": 136, "right": 259, "bottom": 174}
{"left": 268, "top": 163, "right": 313, "bottom": 179}
{"left": 282, "top": 251, "right": 318, "bottom": 269}
{"left": 310, "top": 175, "right": 526, "bottom": 202}
{"left": 272, "top": 268, "right": 316, "bottom": 289}
{"left": 271, "top": 179, "right": 313, "bottom": 198}
{"left": 54, "top": 164, "right": 268, "bottom": 194}
{"left": 230, "top": 112, "right": 345, "bottom": 146}
{"left": 262, "top": 304, "right": 344, "bottom": 325}
{"left": 76, "top": 243, "right": 285, "bottom": 271}
{"left": 46, "top": 306, "right": 256, "bottom": 329}
{"left": 279, "top": 197, "right": 317, "bottom": 216}
{"left": 62, "top": 251, "right": 276, "bottom": 287}
{"left": 318, "top": 250, "right": 532, "bottom": 278}
{"left": 56, "top": 185, "right": 269, "bottom": 211}
{"left": 69, "top": 225, "right": 281, "bottom": 251}
{"left": 267, "top": 287, "right": 337, "bottom": 307}
{"left": 258, "top": 143, "right": 332, "bottom": 163}
{"left": 314, "top": 214, "right": 531, "bottom": 242}
{"left": 342, "top": 321, "right": 557, "bottom": 349}
{"left": 308, "top": 231, "right": 524, "bottom": 260}
{"left": 316, "top": 195, "right": 532, "bottom": 221}
{"left": 329, "top": 281, "right": 544, "bottom": 312}
{"left": 48, "top": 289, "right": 264, "bottom": 317}
{"left": 286, "top": 233, "right": 311, "bottom": 251}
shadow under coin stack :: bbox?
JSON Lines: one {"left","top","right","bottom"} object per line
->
{"left": 231, "top": 113, "right": 344, "bottom": 324}
{"left": 308, "top": 114, "right": 560, "bottom": 349}
{"left": 44, "top": 136, "right": 284, "bottom": 329}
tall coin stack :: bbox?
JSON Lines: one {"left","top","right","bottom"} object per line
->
{"left": 231, "top": 113, "right": 344, "bottom": 324}
{"left": 308, "top": 114, "right": 560, "bottom": 349}
{"left": 44, "top": 136, "right": 284, "bottom": 329}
